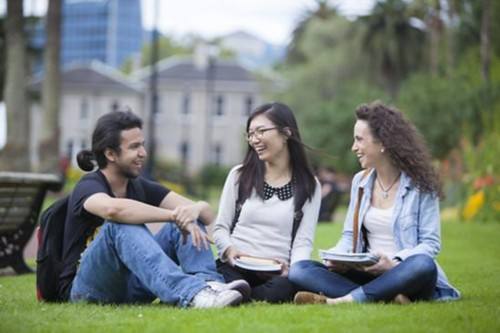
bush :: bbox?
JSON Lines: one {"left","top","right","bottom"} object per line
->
{"left": 197, "top": 164, "right": 231, "bottom": 188}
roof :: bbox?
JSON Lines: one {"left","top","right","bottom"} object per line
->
{"left": 134, "top": 56, "right": 255, "bottom": 83}
{"left": 30, "top": 61, "right": 142, "bottom": 93}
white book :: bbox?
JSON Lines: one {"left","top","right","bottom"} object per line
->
{"left": 234, "top": 256, "right": 282, "bottom": 272}
{"left": 319, "top": 250, "right": 380, "bottom": 267}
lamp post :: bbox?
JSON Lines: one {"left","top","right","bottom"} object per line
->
{"left": 145, "top": 0, "right": 159, "bottom": 179}
{"left": 203, "top": 44, "right": 219, "bottom": 166}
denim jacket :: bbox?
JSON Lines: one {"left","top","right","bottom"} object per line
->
{"left": 331, "top": 169, "right": 460, "bottom": 301}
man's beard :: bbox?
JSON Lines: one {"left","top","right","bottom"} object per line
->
{"left": 116, "top": 162, "right": 139, "bottom": 179}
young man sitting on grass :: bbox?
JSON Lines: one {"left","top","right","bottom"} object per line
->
{"left": 58, "top": 110, "right": 250, "bottom": 308}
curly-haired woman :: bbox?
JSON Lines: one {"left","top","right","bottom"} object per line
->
{"left": 290, "top": 101, "right": 460, "bottom": 305}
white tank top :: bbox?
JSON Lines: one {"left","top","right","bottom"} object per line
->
{"left": 364, "top": 205, "right": 397, "bottom": 256}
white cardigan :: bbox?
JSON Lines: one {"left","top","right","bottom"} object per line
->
{"left": 213, "top": 165, "right": 321, "bottom": 265}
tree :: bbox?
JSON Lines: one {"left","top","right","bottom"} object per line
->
{"left": 0, "top": 0, "right": 30, "bottom": 171}
{"left": 121, "top": 34, "right": 192, "bottom": 73}
{"left": 39, "top": 0, "right": 62, "bottom": 173}
{"left": 286, "top": 0, "right": 338, "bottom": 65}
{"left": 278, "top": 15, "right": 389, "bottom": 172}
{"left": 358, "top": 0, "right": 426, "bottom": 96}
{"left": 480, "top": 0, "right": 492, "bottom": 84}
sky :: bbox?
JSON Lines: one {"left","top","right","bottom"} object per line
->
{"left": 1, "top": 0, "right": 375, "bottom": 45}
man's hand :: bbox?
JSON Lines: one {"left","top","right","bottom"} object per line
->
{"left": 176, "top": 220, "right": 210, "bottom": 251}
{"left": 173, "top": 204, "right": 203, "bottom": 226}
{"left": 364, "top": 252, "right": 399, "bottom": 276}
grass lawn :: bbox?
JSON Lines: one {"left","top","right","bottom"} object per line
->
{"left": 1, "top": 221, "right": 499, "bottom": 333}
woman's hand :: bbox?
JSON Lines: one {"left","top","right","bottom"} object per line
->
{"left": 364, "top": 252, "right": 399, "bottom": 275}
{"left": 324, "top": 260, "right": 351, "bottom": 273}
{"left": 223, "top": 246, "right": 246, "bottom": 266}
{"left": 275, "top": 258, "right": 289, "bottom": 277}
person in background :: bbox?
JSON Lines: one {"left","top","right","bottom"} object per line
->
{"left": 317, "top": 166, "right": 343, "bottom": 222}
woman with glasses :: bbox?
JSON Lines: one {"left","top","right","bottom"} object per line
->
{"left": 290, "top": 101, "right": 460, "bottom": 305}
{"left": 213, "top": 102, "right": 321, "bottom": 303}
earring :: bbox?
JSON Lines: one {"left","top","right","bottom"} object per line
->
{"left": 381, "top": 148, "right": 385, "bottom": 153}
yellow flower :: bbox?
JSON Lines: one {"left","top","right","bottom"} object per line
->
{"left": 462, "top": 191, "right": 485, "bottom": 220}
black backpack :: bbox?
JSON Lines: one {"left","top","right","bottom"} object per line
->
{"left": 35, "top": 177, "right": 146, "bottom": 302}
{"left": 36, "top": 196, "right": 69, "bottom": 302}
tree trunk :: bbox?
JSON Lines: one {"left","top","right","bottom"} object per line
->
{"left": 480, "top": 0, "right": 491, "bottom": 84}
{"left": 428, "top": 1, "right": 442, "bottom": 76}
{"left": 39, "top": 0, "right": 62, "bottom": 174}
{"left": 0, "top": 0, "right": 30, "bottom": 171}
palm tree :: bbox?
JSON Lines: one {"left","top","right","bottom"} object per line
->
{"left": 0, "top": 0, "right": 30, "bottom": 171}
{"left": 358, "top": 0, "right": 426, "bottom": 96}
{"left": 480, "top": 0, "right": 491, "bottom": 84}
{"left": 286, "top": 0, "right": 338, "bottom": 64}
{"left": 39, "top": 0, "right": 62, "bottom": 173}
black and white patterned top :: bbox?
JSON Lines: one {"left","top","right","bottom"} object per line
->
{"left": 263, "top": 181, "right": 294, "bottom": 200}
{"left": 213, "top": 165, "right": 321, "bottom": 265}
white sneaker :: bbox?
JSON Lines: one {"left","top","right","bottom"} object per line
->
{"left": 207, "top": 279, "right": 251, "bottom": 301}
{"left": 190, "top": 287, "right": 242, "bottom": 308}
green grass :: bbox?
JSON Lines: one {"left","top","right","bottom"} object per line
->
{"left": 1, "top": 221, "right": 500, "bottom": 333}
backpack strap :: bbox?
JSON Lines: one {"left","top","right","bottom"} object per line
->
{"left": 229, "top": 196, "right": 243, "bottom": 234}
{"left": 352, "top": 169, "right": 371, "bottom": 253}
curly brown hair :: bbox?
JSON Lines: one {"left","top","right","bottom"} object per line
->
{"left": 355, "top": 101, "right": 443, "bottom": 198}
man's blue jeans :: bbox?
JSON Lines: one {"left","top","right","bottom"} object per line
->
{"left": 289, "top": 254, "right": 438, "bottom": 302}
{"left": 70, "top": 221, "right": 224, "bottom": 307}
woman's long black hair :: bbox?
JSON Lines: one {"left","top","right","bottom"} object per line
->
{"left": 237, "top": 102, "right": 317, "bottom": 210}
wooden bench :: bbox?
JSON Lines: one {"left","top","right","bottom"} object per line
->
{"left": 0, "top": 172, "right": 62, "bottom": 274}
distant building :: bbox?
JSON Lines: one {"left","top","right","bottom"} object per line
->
{"left": 32, "top": 0, "right": 143, "bottom": 69}
{"left": 29, "top": 54, "right": 262, "bottom": 174}
{"left": 136, "top": 51, "right": 262, "bottom": 173}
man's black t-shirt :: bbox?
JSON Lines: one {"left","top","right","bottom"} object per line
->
{"left": 59, "top": 170, "right": 170, "bottom": 299}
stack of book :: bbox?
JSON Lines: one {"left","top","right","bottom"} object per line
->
{"left": 234, "top": 256, "right": 282, "bottom": 272}
{"left": 319, "top": 250, "right": 380, "bottom": 267}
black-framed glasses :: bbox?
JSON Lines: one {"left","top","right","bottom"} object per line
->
{"left": 245, "top": 127, "right": 278, "bottom": 141}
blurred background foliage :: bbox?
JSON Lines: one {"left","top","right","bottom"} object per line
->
{"left": 272, "top": 0, "right": 499, "bottom": 221}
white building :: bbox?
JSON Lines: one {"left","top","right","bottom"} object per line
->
{"left": 136, "top": 55, "right": 262, "bottom": 173}
{"left": 30, "top": 56, "right": 262, "bottom": 174}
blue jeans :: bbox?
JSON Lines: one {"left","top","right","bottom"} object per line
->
{"left": 289, "top": 254, "right": 438, "bottom": 302}
{"left": 70, "top": 221, "right": 223, "bottom": 307}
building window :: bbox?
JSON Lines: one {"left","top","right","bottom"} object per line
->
{"left": 80, "top": 98, "right": 89, "bottom": 119}
{"left": 213, "top": 144, "right": 223, "bottom": 166}
{"left": 214, "top": 95, "right": 224, "bottom": 116}
{"left": 182, "top": 93, "right": 190, "bottom": 115}
{"left": 180, "top": 141, "right": 189, "bottom": 165}
{"left": 244, "top": 96, "right": 253, "bottom": 116}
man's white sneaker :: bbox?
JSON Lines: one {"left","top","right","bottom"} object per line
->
{"left": 190, "top": 287, "right": 242, "bottom": 308}
{"left": 207, "top": 279, "right": 251, "bottom": 301}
